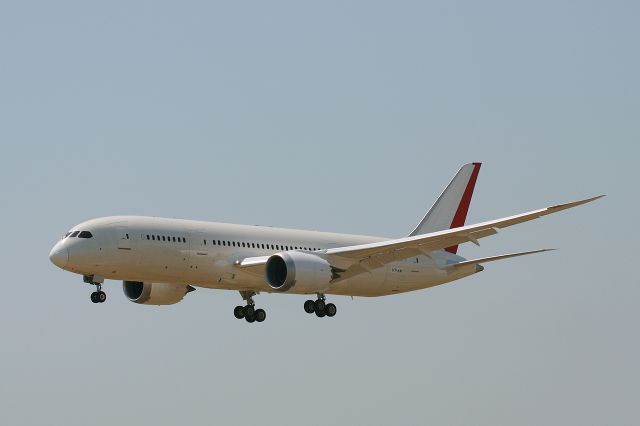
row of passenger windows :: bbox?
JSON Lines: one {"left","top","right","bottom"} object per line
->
{"left": 64, "top": 229, "right": 320, "bottom": 251}
{"left": 202, "top": 239, "right": 319, "bottom": 251}
{"left": 64, "top": 231, "right": 93, "bottom": 239}
{"left": 145, "top": 233, "right": 320, "bottom": 251}
{"left": 146, "top": 235, "right": 186, "bottom": 243}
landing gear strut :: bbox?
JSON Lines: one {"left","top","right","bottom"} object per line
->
{"left": 234, "top": 291, "right": 266, "bottom": 323}
{"left": 304, "top": 294, "right": 336, "bottom": 318}
{"left": 84, "top": 275, "right": 106, "bottom": 304}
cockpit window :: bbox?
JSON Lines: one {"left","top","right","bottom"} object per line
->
{"left": 64, "top": 232, "right": 72, "bottom": 238}
{"left": 78, "top": 231, "right": 93, "bottom": 238}
{"left": 69, "top": 231, "right": 80, "bottom": 237}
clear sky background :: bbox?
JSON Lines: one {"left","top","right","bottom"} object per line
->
{"left": 1, "top": 1, "right": 637, "bottom": 425}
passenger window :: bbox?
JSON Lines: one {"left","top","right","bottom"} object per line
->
{"left": 70, "top": 231, "right": 79, "bottom": 237}
{"left": 126, "top": 233, "right": 129, "bottom": 239}
{"left": 162, "top": 236, "right": 166, "bottom": 241}
{"left": 78, "top": 231, "right": 93, "bottom": 238}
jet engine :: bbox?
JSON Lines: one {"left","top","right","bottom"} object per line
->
{"left": 265, "top": 251, "right": 332, "bottom": 293}
{"left": 123, "top": 281, "right": 194, "bottom": 305}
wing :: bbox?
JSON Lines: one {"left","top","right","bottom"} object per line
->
{"left": 321, "top": 195, "right": 603, "bottom": 281}
{"left": 236, "top": 195, "right": 603, "bottom": 282}
{"left": 235, "top": 255, "right": 271, "bottom": 277}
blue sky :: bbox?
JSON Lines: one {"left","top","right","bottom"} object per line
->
{"left": 0, "top": 1, "right": 637, "bottom": 425}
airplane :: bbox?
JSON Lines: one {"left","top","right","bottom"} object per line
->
{"left": 48, "top": 163, "right": 602, "bottom": 323}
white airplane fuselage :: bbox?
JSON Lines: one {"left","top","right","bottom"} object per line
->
{"left": 49, "top": 216, "right": 478, "bottom": 297}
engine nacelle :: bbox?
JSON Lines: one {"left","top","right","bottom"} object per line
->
{"left": 265, "top": 251, "right": 332, "bottom": 293}
{"left": 123, "top": 281, "right": 194, "bottom": 305}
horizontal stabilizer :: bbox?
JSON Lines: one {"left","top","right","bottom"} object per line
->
{"left": 446, "top": 248, "right": 554, "bottom": 269}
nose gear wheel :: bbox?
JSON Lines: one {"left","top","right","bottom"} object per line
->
{"left": 90, "top": 290, "right": 107, "bottom": 303}
{"left": 84, "top": 275, "right": 107, "bottom": 304}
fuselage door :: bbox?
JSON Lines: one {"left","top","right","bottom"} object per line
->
{"left": 116, "top": 227, "right": 132, "bottom": 250}
{"left": 185, "top": 230, "right": 215, "bottom": 281}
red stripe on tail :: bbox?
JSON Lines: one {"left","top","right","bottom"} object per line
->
{"left": 445, "top": 163, "right": 481, "bottom": 254}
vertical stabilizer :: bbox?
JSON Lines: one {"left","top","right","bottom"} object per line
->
{"left": 409, "top": 163, "right": 481, "bottom": 253}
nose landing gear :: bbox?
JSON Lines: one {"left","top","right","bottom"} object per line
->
{"left": 90, "top": 289, "right": 107, "bottom": 303}
{"left": 304, "top": 294, "right": 336, "bottom": 318}
{"left": 84, "top": 275, "right": 106, "bottom": 304}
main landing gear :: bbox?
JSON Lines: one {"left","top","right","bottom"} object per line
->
{"left": 233, "top": 291, "right": 266, "bottom": 323}
{"left": 84, "top": 275, "right": 106, "bottom": 304}
{"left": 304, "top": 294, "right": 336, "bottom": 318}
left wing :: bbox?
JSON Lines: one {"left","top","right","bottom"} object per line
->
{"left": 322, "top": 196, "right": 602, "bottom": 272}
{"left": 236, "top": 195, "right": 603, "bottom": 281}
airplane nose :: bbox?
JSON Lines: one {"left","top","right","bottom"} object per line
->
{"left": 49, "top": 244, "right": 68, "bottom": 268}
